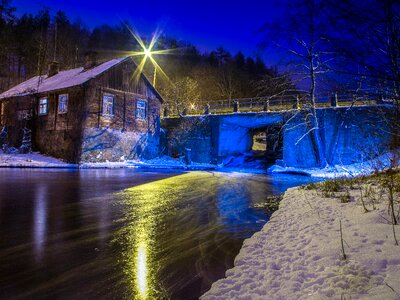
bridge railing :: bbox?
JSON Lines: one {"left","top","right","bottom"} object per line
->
{"left": 181, "top": 93, "right": 388, "bottom": 116}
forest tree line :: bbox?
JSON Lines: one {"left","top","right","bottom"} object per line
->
{"left": 1, "top": 0, "right": 399, "bottom": 114}
{"left": 0, "top": 0, "right": 294, "bottom": 115}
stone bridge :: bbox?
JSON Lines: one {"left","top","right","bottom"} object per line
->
{"left": 162, "top": 105, "right": 395, "bottom": 168}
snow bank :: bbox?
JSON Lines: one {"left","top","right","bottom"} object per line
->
{"left": 0, "top": 153, "right": 217, "bottom": 170}
{"left": 79, "top": 162, "right": 128, "bottom": 169}
{"left": 127, "top": 155, "right": 217, "bottom": 170}
{"left": 0, "top": 152, "right": 77, "bottom": 168}
{"left": 0, "top": 152, "right": 131, "bottom": 169}
{"left": 202, "top": 184, "right": 400, "bottom": 299}
{"left": 268, "top": 152, "right": 395, "bottom": 178}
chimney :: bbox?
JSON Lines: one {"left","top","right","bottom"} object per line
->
{"left": 84, "top": 51, "right": 98, "bottom": 70}
{"left": 48, "top": 61, "right": 60, "bottom": 77}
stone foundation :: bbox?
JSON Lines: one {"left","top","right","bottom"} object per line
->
{"left": 80, "top": 127, "right": 160, "bottom": 162}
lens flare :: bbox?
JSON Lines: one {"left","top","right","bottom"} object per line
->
{"left": 144, "top": 48, "right": 152, "bottom": 58}
{"left": 124, "top": 23, "right": 177, "bottom": 88}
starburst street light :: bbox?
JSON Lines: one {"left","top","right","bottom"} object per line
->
{"left": 144, "top": 48, "right": 152, "bottom": 58}
{"left": 125, "top": 25, "right": 177, "bottom": 89}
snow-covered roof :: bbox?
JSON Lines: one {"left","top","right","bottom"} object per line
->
{"left": 0, "top": 57, "right": 130, "bottom": 99}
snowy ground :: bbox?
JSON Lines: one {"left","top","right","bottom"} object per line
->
{"left": 0, "top": 152, "right": 77, "bottom": 168}
{"left": 0, "top": 150, "right": 395, "bottom": 176}
{"left": 202, "top": 179, "right": 400, "bottom": 299}
{"left": 0, "top": 152, "right": 130, "bottom": 168}
{"left": 0, "top": 152, "right": 217, "bottom": 170}
{"left": 127, "top": 155, "right": 217, "bottom": 170}
{"left": 268, "top": 153, "right": 396, "bottom": 178}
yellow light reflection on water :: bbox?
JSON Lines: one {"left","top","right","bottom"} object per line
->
{"left": 136, "top": 242, "right": 147, "bottom": 298}
{"left": 116, "top": 172, "right": 223, "bottom": 299}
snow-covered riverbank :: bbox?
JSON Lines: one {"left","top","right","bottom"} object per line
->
{"left": 0, "top": 152, "right": 77, "bottom": 168}
{"left": 202, "top": 179, "right": 400, "bottom": 299}
{"left": 0, "top": 152, "right": 216, "bottom": 170}
{"left": 268, "top": 152, "right": 396, "bottom": 178}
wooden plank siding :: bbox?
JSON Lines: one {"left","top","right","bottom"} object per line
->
{"left": 80, "top": 59, "right": 161, "bottom": 162}
{"left": 83, "top": 59, "right": 160, "bottom": 134}
{"left": 32, "top": 87, "right": 86, "bottom": 163}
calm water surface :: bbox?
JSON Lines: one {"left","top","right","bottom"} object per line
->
{"left": 0, "top": 169, "right": 316, "bottom": 299}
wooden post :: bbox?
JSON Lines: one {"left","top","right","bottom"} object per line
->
{"left": 293, "top": 96, "right": 300, "bottom": 109}
{"left": 204, "top": 104, "right": 210, "bottom": 115}
{"left": 233, "top": 101, "right": 239, "bottom": 113}
{"left": 263, "top": 98, "right": 270, "bottom": 112}
{"left": 331, "top": 92, "right": 338, "bottom": 107}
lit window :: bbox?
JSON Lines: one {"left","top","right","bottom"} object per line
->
{"left": 39, "top": 98, "right": 48, "bottom": 115}
{"left": 58, "top": 94, "right": 68, "bottom": 114}
{"left": 136, "top": 100, "right": 147, "bottom": 120}
{"left": 102, "top": 94, "right": 114, "bottom": 116}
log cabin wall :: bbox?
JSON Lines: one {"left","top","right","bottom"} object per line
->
{"left": 0, "top": 87, "right": 85, "bottom": 162}
{"left": 0, "top": 96, "right": 35, "bottom": 147}
{"left": 80, "top": 59, "right": 162, "bottom": 162}
{"left": 0, "top": 58, "right": 162, "bottom": 163}
{"left": 32, "top": 87, "right": 85, "bottom": 163}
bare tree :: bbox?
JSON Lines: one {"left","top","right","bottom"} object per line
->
{"left": 215, "top": 65, "right": 237, "bottom": 101}
{"left": 161, "top": 76, "right": 201, "bottom": 115}
{"left": 328, "top": 0, "right": 400, "bottom": 150}
{"left": 329, "top": 0, "right": 400, "bottom": 100}
{"left": 261, "top": 0, "right": 333, "bottom": 166}
{"left": 255, "top": 71, "right": 295, "bottom": 98}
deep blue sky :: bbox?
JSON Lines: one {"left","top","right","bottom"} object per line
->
{"left": 12, "top": 0, "right": 286, "bottom": 64}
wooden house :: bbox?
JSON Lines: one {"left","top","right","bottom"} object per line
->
{"left": 0, "top": 56, "right": 164, "bottom": 163}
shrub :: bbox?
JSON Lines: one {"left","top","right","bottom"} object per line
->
{"left": 340, "top": 191, "right": 351, "bottom": 203}
{"left": 320, "top": 180, "right": 341, "bottom": 197}
{"left": 301, "top": 182, "right": 318, "bottom": 190}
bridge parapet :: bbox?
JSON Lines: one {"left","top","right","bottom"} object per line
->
{"left": 168, "top": 93, "right": 393, "bottom": 116}
{"left": 162, "top": 105, "right": 396, "bottom": 168}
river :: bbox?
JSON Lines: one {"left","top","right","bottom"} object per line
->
{"left": 0, "top": 168, "right": 317, "bottom": 299}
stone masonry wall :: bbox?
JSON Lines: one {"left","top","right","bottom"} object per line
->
{"left": 283, "top": 106, "right": 395, "bottom": 168}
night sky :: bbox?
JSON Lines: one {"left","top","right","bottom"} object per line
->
{"left": 12, "top": 0, "right": 286, "bottom": 63}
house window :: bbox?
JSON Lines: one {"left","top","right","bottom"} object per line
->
{"left": 39, "top": 97, "right": 48, "bottom": 115}
{"left": 136, "top": 100, "right": 147, "bottom": 120}
{"left": 58, "top": 94, "right": 68, "bottom": 114}
{"left": 102, "top": 94, "right": 114, "bottom": 116}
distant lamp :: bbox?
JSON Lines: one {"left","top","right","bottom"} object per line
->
{"left": 144, "top": 48, "right": 152, "bottom": 58}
